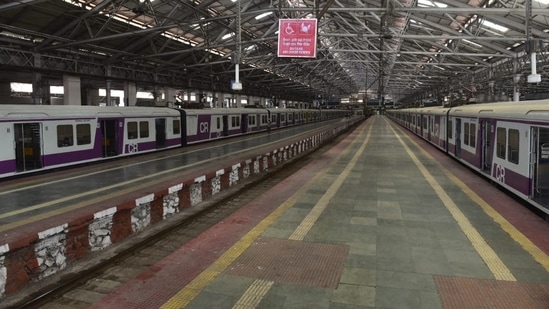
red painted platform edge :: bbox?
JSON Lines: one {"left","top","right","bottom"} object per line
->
{"left": 90, "top": 120, "right": 367, "bottom": 309}
{"left": 0, "top": 119, "right": 360, "bottom": 300}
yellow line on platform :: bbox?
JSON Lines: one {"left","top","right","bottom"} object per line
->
{"left": 232, "top": 279, "right": 274, "bottom": 309}
{"left": 160, "top": 120, "right": 373, "bottom": 309}
{"left": 390, "top": 121, "right": 549, "bottom": 274}
{"left": 229, "top": 118, "right": 374, "bottom": 309}
{"left": 387, "top": 119, "right": 516, "bottom": 281}
{"left": 453, "top": 180, "right": 549, "bottom": 273}
{"left": 289, "top": 120, "right": 373, "bottom": 241}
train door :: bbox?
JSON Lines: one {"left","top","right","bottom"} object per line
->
{"left": 422, "top": 115, "right": 428, "bottom": 138}
{"left": 222, "top": 115, "right": 229, "bottom": 136}
{"left": 427, "top": 116, "right": 433, "bottom": 141}
{"left": 481, "top": 120, "right": 492, "bottom": 173}
{"left": 242, "top": 114, "right": 249, "bottom": 133}
{"left": 439, "top": 116, "right": 446, "bottom": 149}
{"left": 533, "top": 127, "right": 549, "bottom": 199}
{"left": 14, "top": 123, "right": 42, "bottom": 172}
{"left": 155, "top": 118, "right": 167, "bottom": 148}
{"left": 455, "top": 118, "right": 462, "bottom": 158}
{"left": 100, "top": 119, "right": 118, "bottom": 157}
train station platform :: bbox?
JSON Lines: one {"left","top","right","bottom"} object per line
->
{"left": 0, "top": 119, "right": 359, "bottom": 301}
{"left": 87, "top": 115, "right": 549, "bottom": 308}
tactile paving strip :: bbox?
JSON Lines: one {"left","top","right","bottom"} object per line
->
{"left": 225, "top": 237, "right": 349, "bottom": 288}
{"left": 435, "top": 276, "right": 549, "bottom": 309}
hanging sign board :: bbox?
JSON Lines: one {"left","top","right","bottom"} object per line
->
{"left": 277, "top": 19, "right": 317, "bottom": 58}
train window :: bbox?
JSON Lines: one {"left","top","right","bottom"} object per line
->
{"left": 217, "top": 117, "right": 221, "bottom": 130}
{"left": 464, "top": 123, "right": 470, "bottom": 145}
{"left": 469, "top": 123, "right": 476, "bottom": 146}
{"left": 76, "top": 124, "right": 91, "bottom": 145}
{"left": 464, "top": 123, "right": 476, "bottom": 146}
{"left": 272, "top": 115, "right": 276, "bottom": 123}
{"left": 508, "top": 129, "right": 519, "bottom": 164}
{"left": 173, "top": 119, "right": 181, "bottom": 135}
{"left": 128, "top": 122, "right": 138, "bottom": 139}
{"left": 57, "top": 125, "right": 74, "bottom": 147}
{"left": 231, "top": 116, "right": 240, "bottom": 127}
{"left": 496, "top": 127, "right": 506, "bottom": 159}
{"left": 448, "top": 120, "right": 453, "bottom": 139}
{"left": 139, "top": 121, "right": 149, "bottom": 138}
{"left": 289, "top": 114, "right": 293, "bottom": 121}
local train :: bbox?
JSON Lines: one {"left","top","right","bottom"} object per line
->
{"left": 0, "top": 105, "right": 359, "bottom": 179}
{"left": 387, "top": 100, "right": 549, "bottom": 216}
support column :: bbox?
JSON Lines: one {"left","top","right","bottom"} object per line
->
{"left": 152, "top": 85, "right": 161, "bottom": 106}
{"left": 199, "top": 90, "right": 206, "bottom": 107}
{"left": 42, "top": 81, "right": 51, "bottom": 105}
{"left": 164, "top": 87, "right": 176, "bottom": 107}
{"left": 0, "top": 82, "right": 11, "bottom": 103}
{"left": 513, "top": 74, "right": 521, "bottom": 102}
{"left": 32, "top": 54, "right": 46, "bottom": 105}
{"left": 124, "top": 82, "right": 137, "bottom": 106}
{"left": 513, "top": 58, "right": 521, "bottom": 102}
{"left": 63, "top": 75, "right": 82, "bottom": 105}
{"left": 32, "top": 72, "right": 43, "bottom": 104}
{"left": 204, "top": 91, "right": 213, "bottom": 108}
{"left": 211, "top": 91, "right": 218, "bottom": 108}
{"left": 105, "top": 80, "right": 112, "bottom": 106}
{"left": 219, "top": 93, "right": 227, "bottom": 108}
{"left": 87, "top": 88, "right": 100, "bottom": 106}
{"left": 235, "top": 94, "right": 242, "bottom": 107}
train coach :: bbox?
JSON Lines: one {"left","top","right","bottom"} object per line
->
{"left": 0, "top": 105, "right": 183, "bottom": 178}
{"left": 0, "top": 105, "right": 352, "bottom": 179}
{"left": 387, "top": 100, "right": 549, "bottom": 216}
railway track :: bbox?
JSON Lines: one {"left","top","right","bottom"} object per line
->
{"left": 6, "top": 127, "right": 349, "bottom": 309}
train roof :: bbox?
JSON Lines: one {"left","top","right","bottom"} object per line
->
{"left": 178, "top": 108, "right": 271, "bottom": 116}
{"left": 391, "top": 100, "right": 549, "bottom": 121}
{"left": 0, "top": 104, "right": 180, "bottom": 119}
{"left": 448, "top": 100, "right": 549, "bottom": 120}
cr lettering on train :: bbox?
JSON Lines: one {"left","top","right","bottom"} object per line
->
{"left": 200, "top": 122, "right": 209, "bottom": 133}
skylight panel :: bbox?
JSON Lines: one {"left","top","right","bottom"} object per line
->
{"left": 462, "top": 39, "right": 482, "bottom": 48}
{"left": 480, "top": 19, "right": 509, "bottom": 33}
{"left": 222, "top": 33, "right": 234, "bottom": 40}
{"left": 417, "top": 0, "right": 448, "bottom": 8}
{"left": 191, "top": 18, "right": 207, "bottom": 30}
{"left": 506, "top": 41, "right": 523, "bottom": 50}
{"left": 255, "top": 12, "right": 273, "bottom": 20}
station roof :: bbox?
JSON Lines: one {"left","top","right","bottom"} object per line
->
{"left": 1, "top": 0, "right": 549, "bottom": 104}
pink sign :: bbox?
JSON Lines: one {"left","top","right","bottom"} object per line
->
{"left": 277, "top": 19, "right": 317, "bottom": 58}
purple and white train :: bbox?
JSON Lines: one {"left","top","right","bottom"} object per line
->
{"left": 387, "top": 100, "right": 549, "bottom": 216}
{"left": 0, "top": 105, "right": 355, "bottom": 179}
